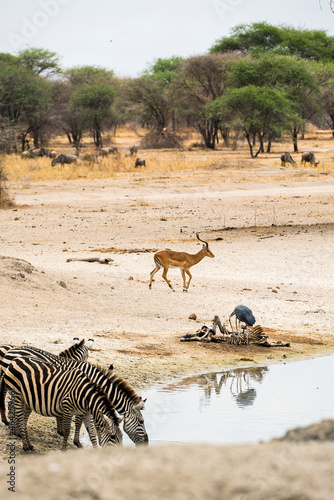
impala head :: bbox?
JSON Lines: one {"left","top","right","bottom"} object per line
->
{"left": 196, "top": 233, "right": 214, "bottom": 258}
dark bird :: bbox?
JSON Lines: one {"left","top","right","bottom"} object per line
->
{"left": 229, "top": 305, "right": 255, "bottom": 347}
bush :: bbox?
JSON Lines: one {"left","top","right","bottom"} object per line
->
{"left": 140, "top": 129, "right": 183, "bottom": 149}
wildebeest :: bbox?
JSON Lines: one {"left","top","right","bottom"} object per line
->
{"left": 21, "top": 148, "right": 48, "bottom": 158}
{"left": 31, "top": 148, "right": 48, "bottom": 157}
{"left": 135, "top": 158, "right": 146, "bottom": 168}
{"left": 51, "top": 154, "right": 78, "bottom": 168}
{"left": 48, "top": 150, "right": 57, "bottom": 159}
{"left": 98, "top": 146, "right": 118, "bottom": 157}
{"left": 21, "top": 150, "right": 34, "bottom": 159}
{"left": 129, "top": 145, "right": 137, "bottom": 156}
{"left": 82, "top": 152, "right": 99, "bottom": 165}
{"left": 301, "top": 152, "right": 319, "bottom": 166}
{"left": 280, "top": 152, "right": 296, "bottom": 167}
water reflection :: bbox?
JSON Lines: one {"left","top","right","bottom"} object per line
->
{"left": 144, "top": 355, "right": 334, "bottom": 445}
{"left": 162, "top": 366, "right": 268, "bottom": 409}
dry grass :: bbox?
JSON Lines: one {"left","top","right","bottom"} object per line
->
{"left": 3, "top": 128, "right": 334, "bottom": 183}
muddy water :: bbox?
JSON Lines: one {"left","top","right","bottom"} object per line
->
{"left": 138, "top": 354, "right": 334, "bottom": 446}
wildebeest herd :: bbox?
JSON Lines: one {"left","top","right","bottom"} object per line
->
{"left": 20, "top": 144, "right": 320, "bottom": 171}
{"left": 281, "top": 151, "right": 320, "bottom": 167}
{"left": 21, "top": 145, "right": 147, "bottom": 169}
{"left": 0, "top": 338, "right": 148, "bottom": 452}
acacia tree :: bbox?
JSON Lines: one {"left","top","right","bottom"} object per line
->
{"left": 0, "top": 61, "right": 51, "bottom": 149}
{"left": 17, "top": 47, "right": 60, "bottom": 77}
{"left": 207, "top": 85, "right": 300, "bottom": 157}
{"left": 128, "top": 57, "right": 182, "bottom": 131}
{"left": 210, "top": 22, "right": 334, "bottom": 62}
{"left": 227, "top": 54, "right": 320, "bottom": 151}
{"left": 176, "top": 53, "right": 238, "bottom": 149}
{"left": 64, "top": 66, "right": 117, "bottom": 147}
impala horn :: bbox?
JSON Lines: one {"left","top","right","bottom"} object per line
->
{"left": 196, "top": 232, "right": 208, "bottom": 249}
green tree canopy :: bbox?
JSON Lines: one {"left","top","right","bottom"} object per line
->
{"left": 210, "top": 22, "right": 334, "bottom": 62}
{"left": 207, "top": 85, "right": 300, "bottom": 157}
{"left": 17, "top": 47, "right": 60, "bottom": 77}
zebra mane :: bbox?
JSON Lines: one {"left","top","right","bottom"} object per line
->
{"left": 95, "top": 364, "right": 142, "bottom": 405}
{"left": 90, "top": 381, "right": 121, "bottom": 426}
{"left": 58, "top": 339, "right": 85, "bottom": 357}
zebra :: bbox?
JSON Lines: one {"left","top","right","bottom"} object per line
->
{"left": 0, "top": 338, "right": 95, "bottom": 425}
{"left": 0, "top": 350, "right": 147, "bottom": 446}
{"left": 0, "top": 357, "right": 123, "bottom": 451}
{"left": 71, "top": 365, "right": 148, "bottom": 447}
{"left": 0, "top": 338, "right": 94, "bottom": 371}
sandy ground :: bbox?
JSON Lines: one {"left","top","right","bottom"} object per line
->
{"left": 0, "top": 152, "right": 334, "bottom": 497}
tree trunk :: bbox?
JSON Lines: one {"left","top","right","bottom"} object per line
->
{"left": 266, "top": 134, "right": 273, "bottom": 153}
{"left": 245, "top": 133, "right": 255, "bottom": 158}
{"left": 292, "top": 127, "right": 299, "bottom": 152}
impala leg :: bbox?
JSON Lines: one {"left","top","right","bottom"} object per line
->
{"left": 162, "top": 267, "right": 174, "bottom": 291}
{"left": 180, "top": 270, "right": 187, "bottom": 292}
{"left": 149, "top": 265, "right": 161, "bottom": 289}
{"left": 184, "top": 270, "right": 192, "bottom": 291}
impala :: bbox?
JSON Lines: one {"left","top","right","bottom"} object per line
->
{"left": 149, "top": 233, "right": 214, "bottom": 292}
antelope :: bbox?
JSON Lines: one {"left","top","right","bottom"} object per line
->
{"left": 149, "top": 233, "right": 214, "bottom": 292}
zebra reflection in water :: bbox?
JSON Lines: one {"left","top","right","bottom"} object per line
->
{"left": 197, "top": 366, "right": 268, "bottom": 409}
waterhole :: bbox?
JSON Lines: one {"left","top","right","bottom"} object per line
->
{"left": 139, "top": 354, "right": 334, "bottom": 446}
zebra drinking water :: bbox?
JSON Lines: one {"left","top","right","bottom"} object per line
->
{"left": 1, "top": 346, "right": 148, "bottom": 446}
{"left": 0, "top": 357, "right": 122, "bottom": 451}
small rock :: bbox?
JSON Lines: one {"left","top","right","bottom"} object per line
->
{"left": 59, "top": 281, "right": 67, "bottom": 289}
{"left": 272, "top": 289, "right": 278, "bottom": 293}
{"left": 189, "top": 313, "right": 197, "bottom": 321}
{"left": 128, "top": 276, "right": 134, "bottom": 280}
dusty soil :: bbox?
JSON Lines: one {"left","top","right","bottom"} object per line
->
{"left": 0, "top": 141, "right": 334, "bottom": 497}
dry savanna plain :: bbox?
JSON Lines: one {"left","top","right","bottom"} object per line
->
{"left": 0, "top": 128, "right": 334, "bottom": 499}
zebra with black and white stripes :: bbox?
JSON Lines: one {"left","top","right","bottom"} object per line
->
{"left": 72, "top": 366, "right": 148, "bottom": 447}
{"left": 1, "top": 345, "right": 148, "bottom": 446}
{"left": 0, "top": 357, "right": 122, "bottom": 451}
{"left": 0, "top": 338, "right": 95, "bottom": 425}
{"left": 0, "top": 338, "right": 94, "bottom": 372}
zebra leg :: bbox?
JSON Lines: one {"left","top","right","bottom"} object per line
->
{"left": 61, "top": 401, "right": 75, "bottom": 451}
{"left": 56, "top": 416, "right": 64, "bottom": 436}
{"left": 82, "top": 414, "right": 99, "bottom": 448}
{"left": 15, "top": 400, "right": 34, "bottom": 451}
{"left": 73, "top": 415, "right": 83, "bottom": 447}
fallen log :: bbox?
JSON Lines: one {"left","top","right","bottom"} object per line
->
{"left": 66, "top": 257, "right": 113, "bottom": 264}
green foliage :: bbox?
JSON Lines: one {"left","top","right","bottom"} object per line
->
{"left": 207, "top": 85, "right": 301, "bottom": 156}
{"left": 0, "top": 64, "right": 51, "bottom": 123}
{"left": 210, "top": 22, "right": 334, "bottom": 62}
{"left": 65, "top": 66, "right": 114, "bottom": 86}
{"left": 70, "top": 84, "right": 116, "bottom": 120}
{"left": 17, "top": 47, "right": 60, "bottom": 77}
{"left": 148, "top": 56, "right": 183, "bottom": 85}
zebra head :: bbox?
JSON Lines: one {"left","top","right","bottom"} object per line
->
{"left": 98, "top": 414, "right": 123, "bottom": 447}
{"left": 123, "top": 399, "right": 149, "bottom": 446}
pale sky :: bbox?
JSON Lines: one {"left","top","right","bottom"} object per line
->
{"left": 1, "top": 0, "right": 334, "bottom": 77}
